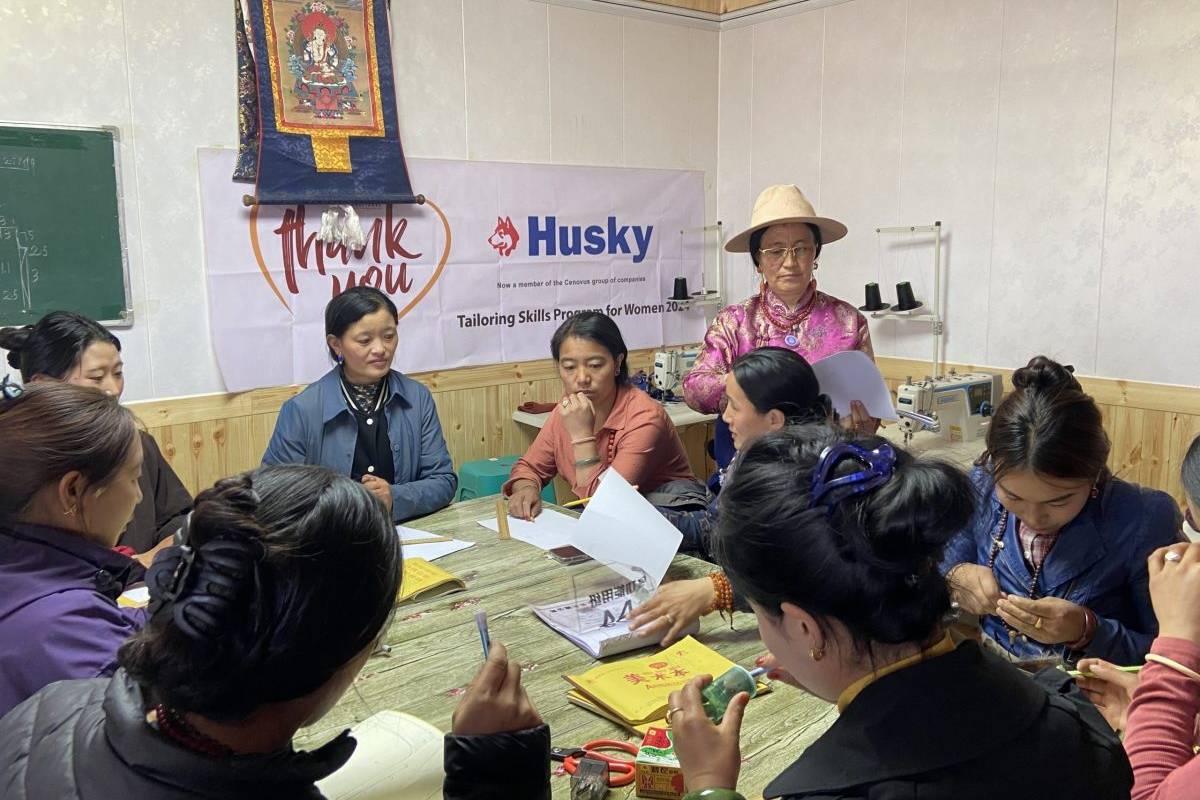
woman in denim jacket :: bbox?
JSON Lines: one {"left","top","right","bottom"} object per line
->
{"left": 943, "top": 356, "right": 1182, "bottom": 665}
{"left": 262, "top": 287, "right": 456, "bottom": 521}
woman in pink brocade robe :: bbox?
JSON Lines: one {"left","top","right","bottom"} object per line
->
{"left": 684, "top": 185, "right": 875, "bottom": 427}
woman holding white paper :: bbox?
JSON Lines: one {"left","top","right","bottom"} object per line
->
{"left": 683, "top": 185, "right": 878, "bottom": 454}
{"left": 630, "top": 347, "right": 831, "bottom": 646}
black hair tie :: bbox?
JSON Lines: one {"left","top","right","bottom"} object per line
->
{"left": 147, "top": 536, "right": 264, "bottom": 644}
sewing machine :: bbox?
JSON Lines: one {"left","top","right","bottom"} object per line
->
{"left": 652, "top": 349, "right": 699, "bottom": 397}
{"left": 895, "top": 371, "right": 1003, "bottom": 445}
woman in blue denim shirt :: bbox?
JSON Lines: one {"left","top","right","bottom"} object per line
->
{"left": 943, "top": 356, "right": 1182, "bottom": 665}
{"left": 262, "top": 287, "right": 456, "bottom": 521}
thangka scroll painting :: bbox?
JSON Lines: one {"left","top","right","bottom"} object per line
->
{"left": 237, "top": 0, "right": 417, "bottom": 208}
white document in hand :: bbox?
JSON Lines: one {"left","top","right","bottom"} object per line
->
{"left": 575, "top": 469, "right": 682, "bottom": 584}
{"left": 810, "top": 350, "right": 898, "bottom": 421}
{"left": 477, "top": 508, "right": 580, "bottom": 551}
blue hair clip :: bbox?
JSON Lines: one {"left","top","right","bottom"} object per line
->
{"left": 810, "top": 441, "right": 897, "bottom": 510}
{"left": 0, "top": 375, "right": 23, "bottom": 402}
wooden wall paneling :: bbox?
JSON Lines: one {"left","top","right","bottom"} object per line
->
{"left": 190, "top": 421, "right": 220, "bottom": 492}
{"left": 155, "top": 424, "right": 196, "bottom": 496}
{"left": 250, "top": 411, "right": 280, "bottom": 466}
{"left": 1108, "top": 406, "right": 1145, "bottom": 484}
{"left": 132, "top": 352, "right": 1198, "bottom": 505}
{"left": 1165, "top": 412, "right": 1200, "bottom": 504}
{"left": 225, "top": 416, "right": 255, "bottom": 486}
{"left": 1138, "top": 410, "right": 1167, "bottom": 490}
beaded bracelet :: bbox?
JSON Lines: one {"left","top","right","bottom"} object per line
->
{"left": 1145, "top": 653, "right": 1200, "bottom": 684}
{"left": 704, "top": 572, "right": 733, "bottom": 615}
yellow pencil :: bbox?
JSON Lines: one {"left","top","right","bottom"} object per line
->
{"left": 561, "top": 485, "right": 637, "bottom": 509}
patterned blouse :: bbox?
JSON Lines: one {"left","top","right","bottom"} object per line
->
{"left": 683, "top": 281, "right": 874, "bottom": 413}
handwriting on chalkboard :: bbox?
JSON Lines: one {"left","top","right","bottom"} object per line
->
{"left": 0, "top": 219, "right": 40, "bottom": 313}
{"left": 0, "top": 153, "right": 36, "bottom": 174}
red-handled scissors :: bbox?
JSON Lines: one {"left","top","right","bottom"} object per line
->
{"left": 551, "top": 739, "right": 638, "bottom": 787}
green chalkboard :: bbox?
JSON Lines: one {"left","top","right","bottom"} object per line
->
{"left": 0, "top": 124, "right": 132, "bottom": 327}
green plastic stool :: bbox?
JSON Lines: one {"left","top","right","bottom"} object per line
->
{"left": 456, "top": 455, "right": 555, "bottom": 504}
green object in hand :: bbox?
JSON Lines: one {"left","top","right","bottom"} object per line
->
{"left": 701, "top": 665, "right": 764, "bottom": 723}
{"left": 683, "top": 790, "right": 747, "bottom": 800}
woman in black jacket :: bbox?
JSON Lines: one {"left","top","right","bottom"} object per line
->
{"left": 0, "top": 311, "right": 192, "bottom": 560}
{"left": 0, "top": 465, "right": 549, "bottom": 800}
{"left": 665, "top": 425, "right": 1132, "bottom": 800}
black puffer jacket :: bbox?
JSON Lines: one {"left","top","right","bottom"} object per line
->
{"left": 0, "top": 670, "right": 551, "bottom": 799}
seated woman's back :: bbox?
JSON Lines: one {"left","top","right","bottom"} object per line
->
{"left": 0, "top": 464, "right": 402, "bottom": 800}
{"left": 668, "top": 424, "right": 1132, "bottom": 800}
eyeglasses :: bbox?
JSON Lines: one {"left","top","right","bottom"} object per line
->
{"left": 757, "top": 244, "right": 815, "bottom": 264}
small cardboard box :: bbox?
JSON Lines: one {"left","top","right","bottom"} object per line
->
{"left": 635, "top": 727, "right": 685, "bottom": 799}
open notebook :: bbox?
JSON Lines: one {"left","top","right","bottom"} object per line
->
{"left": 315, "top": 710, "right": 443, "bottom": 800}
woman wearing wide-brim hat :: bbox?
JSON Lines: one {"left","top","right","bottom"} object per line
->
{"left": 683, "top": 185, "right": 875, "bottom": 432}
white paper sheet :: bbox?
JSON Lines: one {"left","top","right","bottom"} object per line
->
{"left": 395, "top": 525, "right": 444, "bottom": 543}
{"left": 117, "top": 586, "right": 150, "bottom": 607}
{"left": 574, "top": 469, "right": 682, "bottom": 584}
{"left": 477, "top": 508, "right": 581, "bottom": 551}
{"left": 401, "top": 539, "right": 475, "bottom": 562}
{"left": 316, "top": 710, "right": 443, "bottom": 800}
{"left": 810, "top": 350, "right": 899, "bottom": 421}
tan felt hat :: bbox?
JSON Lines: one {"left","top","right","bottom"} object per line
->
{"left": 725, "top": 184, "right": 848, "bottom": 253}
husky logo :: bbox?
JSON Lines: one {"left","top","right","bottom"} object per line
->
{"left": 488, "top": 216, "right": 520, "bottom": 257}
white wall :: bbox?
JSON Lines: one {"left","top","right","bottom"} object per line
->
{"left": 718, "top": 0, "right": 1200, "bottom": 387}
{"left": 1, "top": 0, "right": 718, "bottom": 400}
{"left": 7, "top": 0, "right": 1197, "bottom": 397}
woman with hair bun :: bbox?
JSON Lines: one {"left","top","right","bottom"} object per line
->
{"left": 664, "top": 425, "right": 1131, "bottom": 800}
{"left": 0, "top": 464, "right": 551, "bottom": 799}
{"left": 630, "top": 346, "right": 831, "bottom": 646}
{"left": 943, "top": 356, "right": 1182, "bottom": 665}
{"left": 0, "top": 311, "right": 192, "bottom": 557}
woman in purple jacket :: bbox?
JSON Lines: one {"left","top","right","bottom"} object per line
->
{"left": 0, "top": 465, "right": 550, "bottom": 799}
{"left": 0, "top": 380, "right": 147, "bottom": 718}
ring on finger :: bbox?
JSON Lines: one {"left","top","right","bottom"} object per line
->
{"left": 665, "top": 706, "right": 683, "bottom": 725}
{"left": 664, "top": 613, "right": 675, "bottom": 625}
{"left": 1034, "top": 616, "right": 1043, "bottom": 630}
{"left": 1165, "top": 550, "right": 1183, "bottom": 563}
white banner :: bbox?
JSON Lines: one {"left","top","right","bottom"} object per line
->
{"left": 198, "top": 148, "right": 707, "bottom": 391}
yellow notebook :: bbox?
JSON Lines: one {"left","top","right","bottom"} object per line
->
{"left": 567, "top": 689, "right": 662, "bottom": 736}
{"left": 564, "top": 636, "right": 768, "bottom": 726}
{"left": 397, "top": 558, "right": 466, "bottom": 604}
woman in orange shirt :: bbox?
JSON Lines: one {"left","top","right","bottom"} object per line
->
{"left": 504, "top": 311, "right": 696, "bottom": 519}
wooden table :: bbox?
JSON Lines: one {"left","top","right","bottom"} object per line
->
{"left": 293, "top": 495, "right": 835, "bottom": 799}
